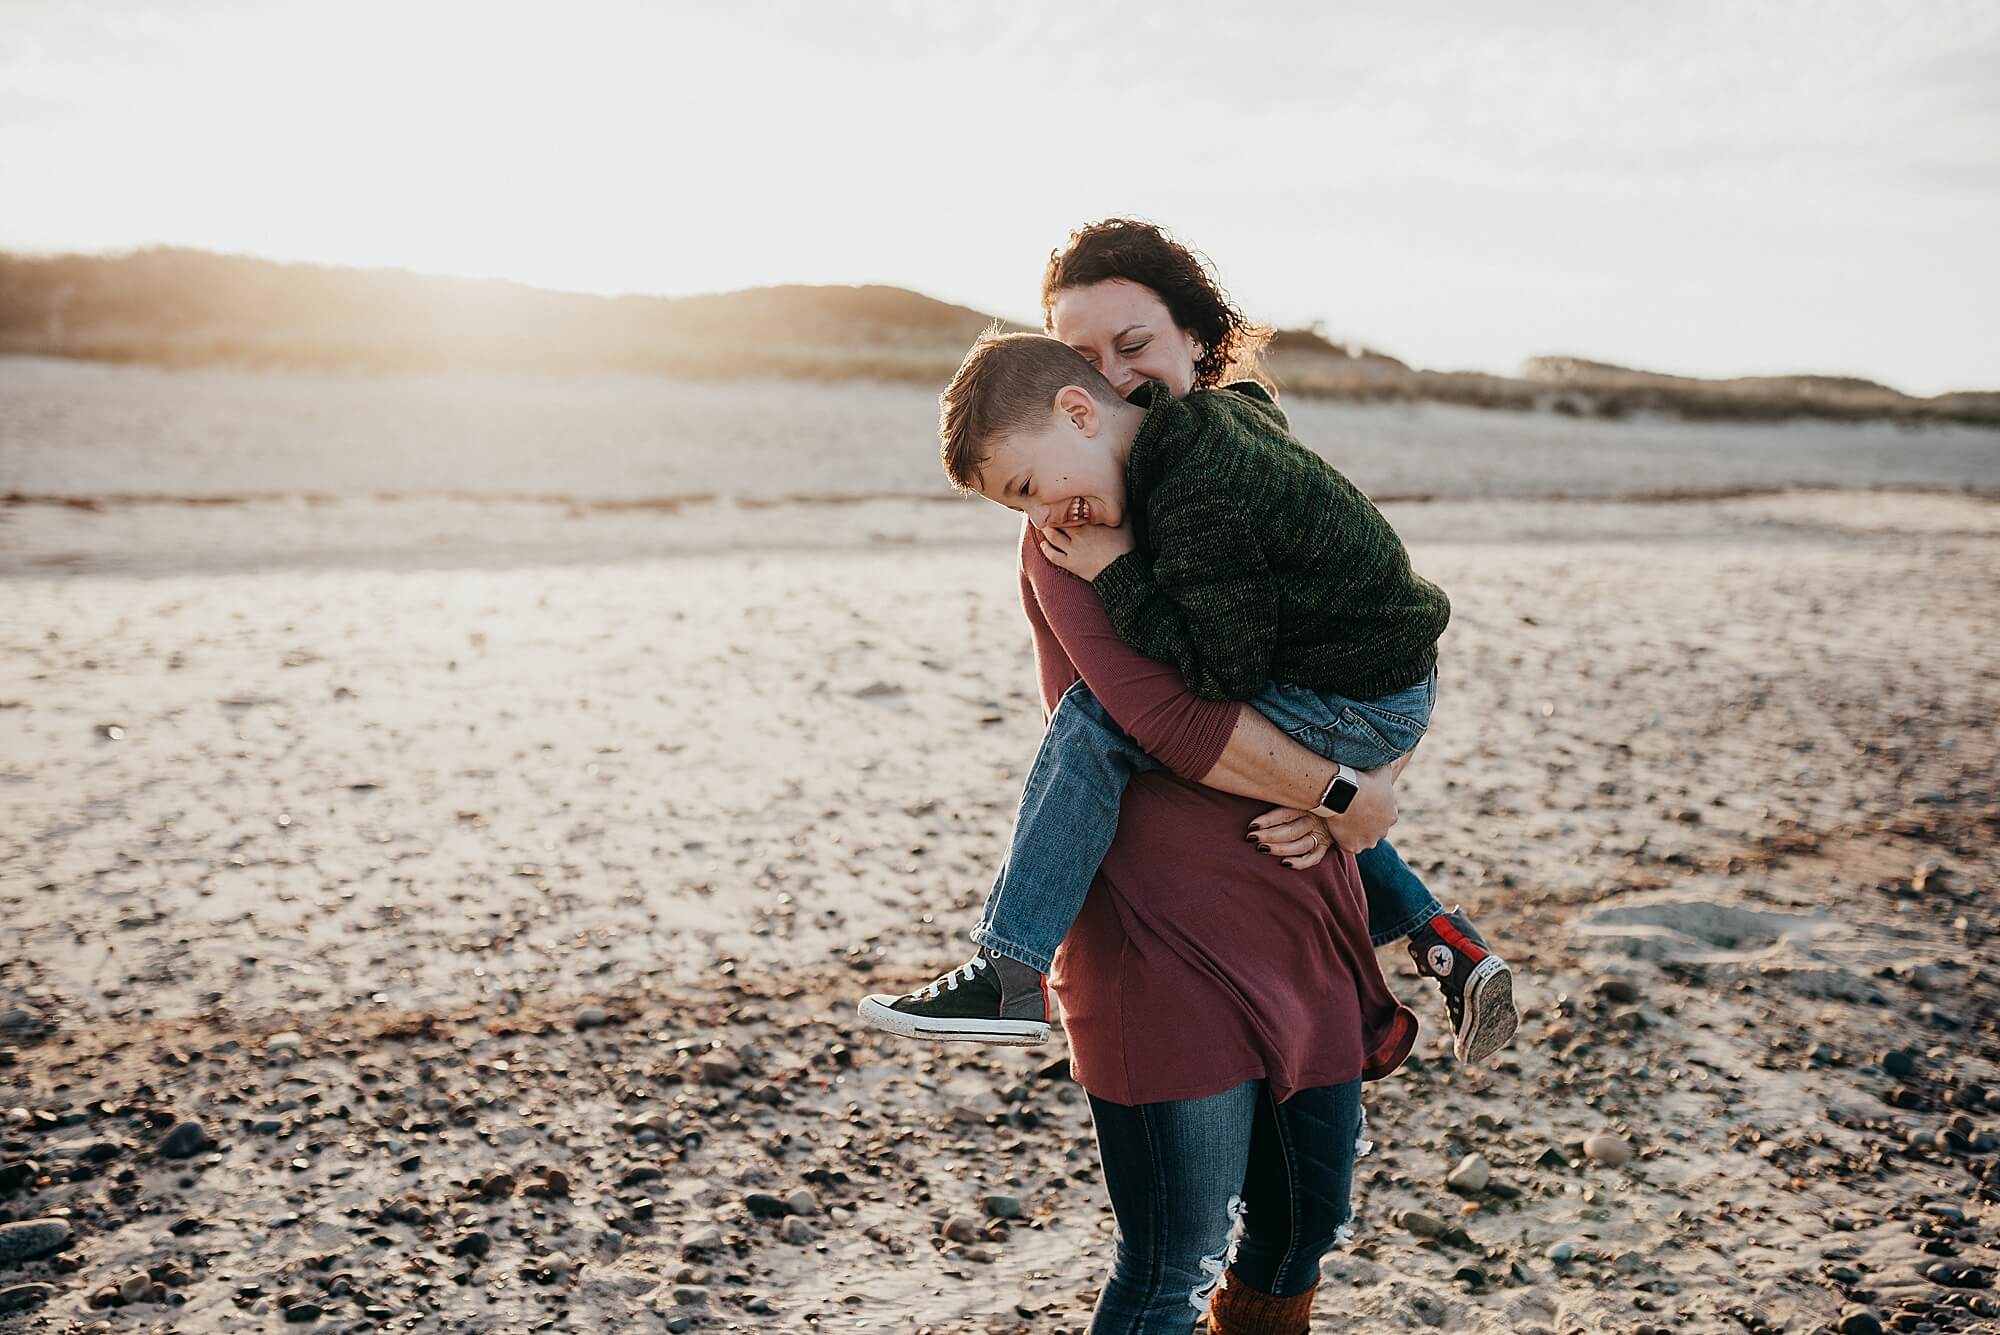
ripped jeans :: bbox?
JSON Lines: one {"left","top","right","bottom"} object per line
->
{"left": 1085, "top": 1078, "right": 1366, "bottom": 1333}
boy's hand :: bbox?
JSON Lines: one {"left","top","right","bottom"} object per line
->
{"left": 1246, "top": 807, "right": 1335, "bottom": 870}
{"left": 1039, "top": 522, "right": 1137, "bottom": 582}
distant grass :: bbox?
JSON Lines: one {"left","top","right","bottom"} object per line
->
{"left": 3, "top": 247, "right": 1995, "bottom": 427}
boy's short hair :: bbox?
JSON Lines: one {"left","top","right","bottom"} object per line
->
{"left": 939, "top": 327, "right": 1122, "bottom": 492}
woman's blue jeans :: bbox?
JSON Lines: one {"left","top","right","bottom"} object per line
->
{"left": 1086, "top": 1078, "right": 1365, "bottom": 1332}
{"left": 972, "top": 680, "right": 1445, "bottom": 973}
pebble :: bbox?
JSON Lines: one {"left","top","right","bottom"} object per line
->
{"left": 697, "top": 1050, "right": 743, "bottom": 1084}
{"left": 744, "top": 1192, "right": 790, "bottom": 1218}
{"left": 942, "top": 1215, "right": 983, "bottom": 1244}
{"left": 1922, "top": 1260, "right": 1990, "bottom": 1288}
{"left": 0, "top": 1218, "right": 72, "bottom": 1266}
{"left": 785, "top": 1187, "right": 819, "bottom": 1216}
{"left": 158, "top": 1119, "right": 213, "bottom": 1158}
{"left": 574, "top": 1006, "right": 610, "bottom": 1030}
{"left": 0, "top": 1284, "right": 56, "bottom": 1314}
{"left": 1545, "top": 1241, "right": 1576, "bottom": 1264}
{"left": 1592, "top": 975, "right": 1641, "bottom": 1005}
{"left": 981, "top": 1194, "right": 1024, "bottom": 1219}
{"left": 1446, "top": 1153, "right": 1491, "bottom": 1194}
{"left": 1882, "top": 1049, "right": 1919, "bottom": 1079}
{"left": 1837, "top": 1308, "right": 1885, "bottom": 1335}
{"left": 452, "top": 1229, "right": 492, "bottom": 1258}
{"left": 1583, "top": 1134, "right": 1635, "bottom": 1168}
{"left": 1921, "top": 1202, "right": 1964, "bottom": 1224}
{"left": 264, "top": 1032, "right": 303, "bottom": 1056}
{"left": 778, "top": 1217, "right": 814, "bottom": 1246}
{"left": 1399, "top": 1210, "right": 1447, "bottom": 1239}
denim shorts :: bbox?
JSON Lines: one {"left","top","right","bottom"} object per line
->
{"left": 1250, "top": 668, "right": 1436, "bottom": 772}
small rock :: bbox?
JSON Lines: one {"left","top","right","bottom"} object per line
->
{"left": 981, "top": 1194, "right": 1025, "bottom": 1220}
{"left": 1921, "top": 1202, "right": 1964, "bottom": 1224}
{"left": 1592, "top": 975, "right": 1641, "bottom": 1005}
{"left": 744, "top": 1192, "right": 790, "bottom": 1219}
{"left": 1923, "top": 1260, "right": 1990, "bottom": 1288}
{"left": 574, "top": 1006, "right": 610, "bottom": 1031}
{"left": 778, "top": 1217, "right": 814, "bottom": 1246}
{"left": 1446, "top": 1153, "right": 1491, "bottom": 1194}
{"left": 1838, "top": 1307, "right": 1885, "bottom": 1335}
{"left": 785, "top": 1187, "right": 818, "bottom": 1216}
{"left": 0, "top": 1218, "right": 72, "bottom": 1266}
{"left": 1583, "top": 1134, "right": 1634, "bottom": 1168}
{"left": 533, "top": 1251, "right": 573, "bottom": 1283}
{"left": 524, "top": 1168, "right": 570, "bottom": 1198}
{"left": 283, "top": 1299, "right": 324, "bottom": 1321}
{"left": 451, "top": 1230, "right": 492, "bottom": 1259}
{"left": 959, "top": 1245, "right": 995, "bottom": 1264}
{"left": 1400, "top": 1210, "right": 1447, "bottom": 1239}
{"left": 1882, "top": 1049, "right": 1919, "bottom": 1079}
{"left": 1545, "top": 1242, "right": 1576, "bottom": 1264}
{"left": 942, "top": 1215, "right": 983, "bottom": 1244}
{"left": 158, "top": 1119, "right": 213, "bottom": 1158}
{"left": 697, "top": 1050, "right": 743, "bottom": 1084}
{"left": 264, "top": 1032, "right": 303, "bottom": 1056}
{"left": 0, "top": 1284, "right": 57, "bottom": 1314}
{"left": 118, "top": 1272, "right": 152, "bottom": 1303}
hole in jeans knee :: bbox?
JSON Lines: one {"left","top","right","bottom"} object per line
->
{"left": 1187, "top": 1194, "right": 1248, "bottom": 1312}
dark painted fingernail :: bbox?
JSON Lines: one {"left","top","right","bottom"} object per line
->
{"left": 1256, "top": 843, "right": 1269, "bottom": 853}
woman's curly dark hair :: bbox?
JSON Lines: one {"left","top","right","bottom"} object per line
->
{"left": 1040, "top": 218, "right": 1271, "bottom": 390}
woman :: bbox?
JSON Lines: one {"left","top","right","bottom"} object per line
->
{"left": 1042, "top": 218, "right": 1512, "bottom": 1064}
{"left": 1017, "top": 219, "right": 1444, "bottom": 1330}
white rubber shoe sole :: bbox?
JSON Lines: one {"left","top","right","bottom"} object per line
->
{"left": 1454, "top": 955, "right": 1519, "bottom": 1065}
{"left": 856, "top": 994, "right": 1050, "bottom": 1046}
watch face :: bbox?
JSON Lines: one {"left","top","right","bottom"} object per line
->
{"left": 1326, "top": 777, "right": 1358, "bottom": 814}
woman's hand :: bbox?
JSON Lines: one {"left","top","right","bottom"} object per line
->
{"left": 1040, "top": 522, "right": 1137, "bottom": 582}
{"left": 1246, "top": 807, "right": 1335, "bottom": 870}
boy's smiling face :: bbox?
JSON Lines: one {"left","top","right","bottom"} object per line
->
{"left": 973, "top": 384, "right": 1128, "bottom": 531}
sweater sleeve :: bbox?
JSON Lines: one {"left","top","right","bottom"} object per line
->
{"left": 1090, "top": 483, "right": 1278, "bottom": 701}
{"left": 1022, "top": 532, "right": 1241, "bottom": 782}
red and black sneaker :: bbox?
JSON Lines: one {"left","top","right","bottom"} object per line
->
{"left": 856, "top": 948, "right": 1051, "bottom": 1046}
{"left": 1408, "top": 908, "right": 1518, "bottom": 1064}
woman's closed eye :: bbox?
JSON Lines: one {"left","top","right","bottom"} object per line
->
{"left": 1119, "top": 340, "right": 1149, "bottom": 357}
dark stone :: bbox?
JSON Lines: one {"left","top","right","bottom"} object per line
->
{"left": 0, "top": 1284, "right": 57, "bottom": 1315}
{"left": 743, "top": 1192, "right": 790, "bottom": 1218}
{"left": 157, "top": 1120, "right": 212, "bottom": 1159}
{"left": 451, "top": 1230, "right": 492, "bottom": 1259}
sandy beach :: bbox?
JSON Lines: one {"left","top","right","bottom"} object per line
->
{"left": 3, "top": 363, "right": 1999, "bottom": 1333}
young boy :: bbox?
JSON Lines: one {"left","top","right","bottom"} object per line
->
{"left": 857, "top": 332, "right": 1518, "bottom": 1064}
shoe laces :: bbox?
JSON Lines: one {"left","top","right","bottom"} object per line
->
{"left": 909, "top": 955, "right": 987, "bottom": 1001}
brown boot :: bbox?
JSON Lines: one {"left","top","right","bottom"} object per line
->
{"left": 1202, "top": 1270, "right": 1317, "bottom": 1334}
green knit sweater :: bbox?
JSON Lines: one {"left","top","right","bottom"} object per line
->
{"left": 1092, "top": 382, "right": 1450, "bottom": 702}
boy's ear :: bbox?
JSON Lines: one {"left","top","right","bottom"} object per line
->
{"left": 1054, "top": 384, "right": 1101, "bottom": 436}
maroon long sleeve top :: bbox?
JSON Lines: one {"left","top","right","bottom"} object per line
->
{"left": 1019, "top": 522, "right": 1417, "bottom": 1105}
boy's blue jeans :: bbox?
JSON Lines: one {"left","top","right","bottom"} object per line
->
{"left": 971, "top": 672, "right": 1445, "bottom": 974}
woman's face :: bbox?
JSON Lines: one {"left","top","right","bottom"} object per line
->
{"left": 1048, "top": 279, "right": 1203, "bottom": 400}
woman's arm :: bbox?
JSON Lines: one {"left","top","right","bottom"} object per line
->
{"left": 1024, "top": 535, "right": 1398, "bottom": 849}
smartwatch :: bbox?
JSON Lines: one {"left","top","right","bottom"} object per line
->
{"left": 1311, "top": 764, "right": 1361, "bottom": 817}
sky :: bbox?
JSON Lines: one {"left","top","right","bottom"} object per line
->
{"left": 3, "top": 0, "right": 1996, "bottom": 393}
